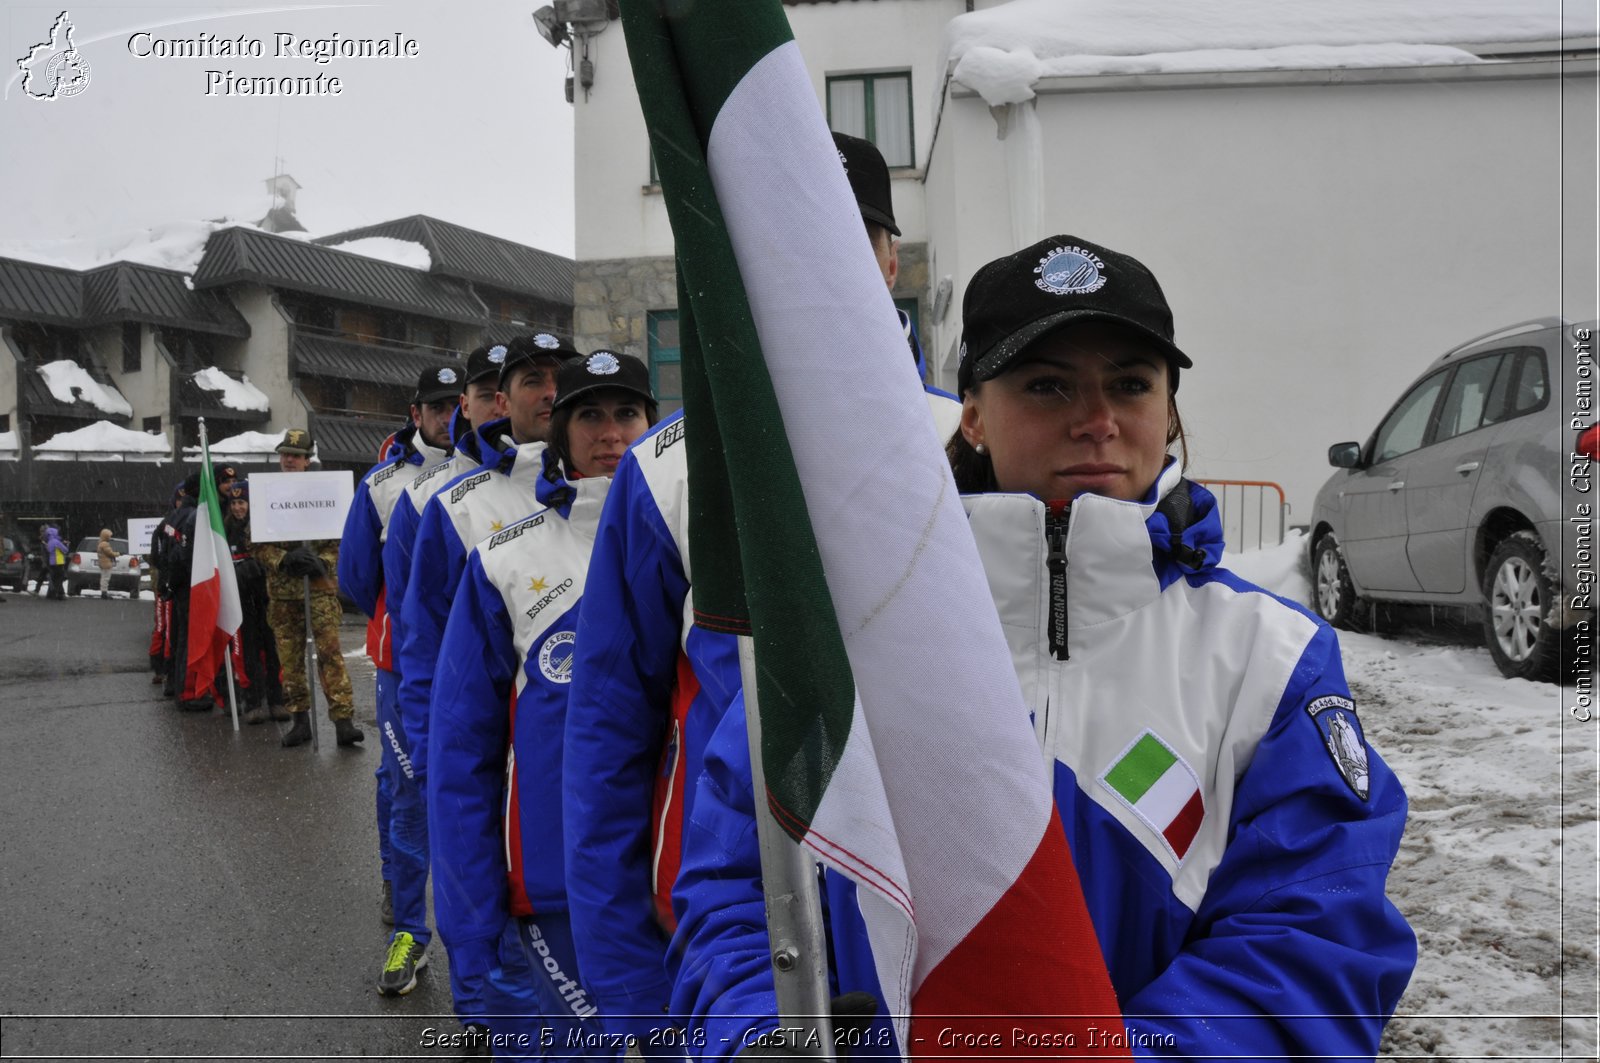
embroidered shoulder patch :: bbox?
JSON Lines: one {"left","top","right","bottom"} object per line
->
{"left": 1099, "top": 729, "right": 1204, "bottom": 863}
{"left": 487, "top": 512, "right": 544, "bottom": 550}
{"left": 1307, "top": 695, "right": 1370, "bottom": 801}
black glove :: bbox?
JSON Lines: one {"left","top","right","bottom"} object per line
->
{"left": 736, "top": 993, "right": 880, "bottom": 1060}
{"left": 234, "top": 557, "right": 264, "bottom": 587}
{"left": 278, "top": 546, "right": 327, "bottom": 580}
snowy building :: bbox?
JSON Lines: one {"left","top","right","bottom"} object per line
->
{"left": 0, "top": 214, "right": 574, "bottom": 533}
{"left": 569, "top": 0, "right": 1598, "bottom": 521}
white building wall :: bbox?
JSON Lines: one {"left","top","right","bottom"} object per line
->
{"left": 575, "top": 0, "right": 964, "bottom": 263}
{"left": 227, "top": 286, "right": 301, "bottom": 431}
{"left": 925, "top": 68, "right": 1599, "bottom": 521}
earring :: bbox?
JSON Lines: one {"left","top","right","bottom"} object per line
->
{"left": 974, "top": 442, "right": 987, "bottom": 455}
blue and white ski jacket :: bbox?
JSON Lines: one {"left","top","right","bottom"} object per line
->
{"left": 395, "top": 421, "right": 541, "bottom": 777}
{"left": 381, "top": 421, "right": 492, "bottom": 676}
{"left": 429, "top": 460, "right": 606, "bottom": 987}
{"left": 670, "top": 463, "right": 1416, "bottom": 1061}
{"left": 339, "top": 424, "right": 450, "bottom": 669}
{"left": 564, "top": 390, "right": 963, "bottom": 1051}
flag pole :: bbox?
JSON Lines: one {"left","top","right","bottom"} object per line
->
{"left": 199, "top": 417, "right": 242, "bottom": 732}
{"left": 304, "top": 571, "right": 319, "bottom": 751}
{"left": 740, "top": 635, "right": 836, "bottom": 1060}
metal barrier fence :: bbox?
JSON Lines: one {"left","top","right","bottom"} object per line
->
{"left": 1195, "top": 479, "right": 1290, "bottom": 553}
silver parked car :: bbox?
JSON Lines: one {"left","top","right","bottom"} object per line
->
{"left": 1309, "top": 317, "right": 1596, "bottom": 682}
{"left": 65, "top": 536, "right": 144, "bottom": 596}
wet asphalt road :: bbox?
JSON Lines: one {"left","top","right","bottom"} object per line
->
{"left": 0, "top": 591, "right": 462, "bottom": 1061}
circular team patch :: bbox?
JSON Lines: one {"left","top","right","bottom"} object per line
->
{"left": 1035, "top": 245, "right": 1107, "bottom": 295}
{"left": 437, "top": 367, "right": 458, "bottom": 384}
{"left": 534, "top": 333, "right": 561, "bottom": 350}
{"left": 488, "top": 344, "right": 508, "bottom": 364}
{"left": 586, "top": 352, "right": 620, "bottom": 375}
{"left": 538, "top": 630, "right": 576, "bottom": 685}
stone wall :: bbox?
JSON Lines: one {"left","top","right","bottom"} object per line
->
{"left": 575, "top": 242, "right": 930, "bottom": 360}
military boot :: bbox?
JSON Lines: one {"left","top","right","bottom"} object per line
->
{"left": 281, "top": 712, "right": 312, "bottom": 748}
{"left": 334, "top": 717, "right": 365, "bottom": 747}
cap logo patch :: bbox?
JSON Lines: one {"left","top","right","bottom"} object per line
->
{"left": 533, "top": 333, "right": 561, "bottom": 350}
{"left": 437, "top": 368, "right": 457, "bottom": 384}
{"left": 488, "top": 345, "right": 508, "bottom": 364}
{"left": 958, "top": 341, "right": 968, "bottom": 365}
{"left": 1035, "top": 245, "right": 1107, "bottom": 296}
{"left": 586, "top": 352, "right": 620, "bottom": 375}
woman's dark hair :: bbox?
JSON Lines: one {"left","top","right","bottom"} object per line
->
{"left": 946, "top": 375, "right": 1190, "bottom": 495}
{"left": 547, "top": 390, "right": 660, "bottom": 478}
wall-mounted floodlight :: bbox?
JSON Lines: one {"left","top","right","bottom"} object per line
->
{"left": 533, "top": 6, "right": 568, "bottom": 47}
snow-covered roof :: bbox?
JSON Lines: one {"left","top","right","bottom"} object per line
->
{"left": 0, "top": 219, "right": 239, "bottom": 274}
{"left": 320, "top": 236, "right": 433, "bottom": 271}
{"left": 943, "top": 0, "right": 1597, "bottom": 105}
{"left": 0, "top": 430, "right": 18, "bottom": 461}
{"left": 185, "top": 429, "right": 317, "bottom": 462}
{"left": 37, "top": 360, "right": 133, "bottom": 418}
{"left": 34, "top": 420, "right": 169, "bottom": 458}
{"left": 192, "top": 368, "right": 271, "bottom": 413}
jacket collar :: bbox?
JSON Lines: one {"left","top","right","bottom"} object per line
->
{"left": 965, "top": 459, "right": 1225, "bottom": 635}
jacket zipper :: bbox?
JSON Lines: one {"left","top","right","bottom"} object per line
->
{"left": 1046, "top": 502, "right": 1070, "bottom": 661}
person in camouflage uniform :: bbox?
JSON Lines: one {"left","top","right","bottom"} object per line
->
{"left": 253, "top": 428, "right": 362, "bottom": 749}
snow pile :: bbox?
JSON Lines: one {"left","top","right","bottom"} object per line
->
{"left": 322, "top": 237, "right": 433, "bottom": 271}
{"left": 192, "top": 367, "right": 271, "bottom": 413}
{"left": 942, "top": 0, "right": 1595, "bottom": 105}
{"left": 1224, "top": 528, "right": 1313, "bottom": 606}
{"left": 0, "top": 219, "right": 236, "bottom": 274}
{"left": 34, "top": 421, "right": 169, "bottom": 455}
{"left": 0, "top": 430, "right": 18, "bottom": 459}
{"left": 186, "top": 429, "right": 284, "bottom": 459}
{"left": 1339, "top": 633, "right": 1597, "bottom": 1059}
{"left": 37, "top": 360, "right": 133, "bottom": 417}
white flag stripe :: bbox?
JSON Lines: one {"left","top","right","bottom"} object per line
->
{"left": 708, "top": 42, "right": 1055, "bottom": 986}
{"left": 191, "top": 497, "right": 242, "bottom": 634}
{"left": 1138, "top": 760, "right": 1199, "bottom": 829}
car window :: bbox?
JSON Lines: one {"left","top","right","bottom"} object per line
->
{"left": 1436, "top": 354, "right": 1507, "bottom": 441}
{"left": 1372, "top": 370, "right": 1448, "bottom": 462}
{"left": 1511, "top": 350, "right": 1549, "bottom": 415}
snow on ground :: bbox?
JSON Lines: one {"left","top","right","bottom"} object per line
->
{"left": 1225, "top": 534, "right": 1598, "bottom": 1059}
{"left": 320, "top": 236, "right": 432, "bottom": 271}
{"left": 36, "top": 360, "right": 132, "bottom": 417}
{"left": 942, "top": 0, "right": 1598, "bottom": 105}
{"left": 191, "top": 368, "right": 271, "bottom": 413}
{"left": 33, "top": 420, "right": 167, "bottom": 455}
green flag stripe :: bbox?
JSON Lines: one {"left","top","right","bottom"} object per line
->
{"left": 1104, "top": 733, "right": 1178, "bottom": 804}
{"left": 618, "top": 0, "right": 855, "bottom": 830}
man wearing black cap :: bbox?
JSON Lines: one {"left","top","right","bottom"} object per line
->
{"left": 557, "top": 136, "right": 959, "bottom": 1054}
{"left": 338, "top": 363, "right": 460, "bottom": 990}
{"left": 382, "top": 334, "right": 568, "bottom": 1032}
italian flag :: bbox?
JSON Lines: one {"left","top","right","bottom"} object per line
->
{"left": 617, "top": 0, "right": 1123, "bottom": 1052}
{"left": 1102, "top": 731, "right": 1205, "bottom": 860}
{"left": 186, "top": 434, "right": 242, "bottom": 698}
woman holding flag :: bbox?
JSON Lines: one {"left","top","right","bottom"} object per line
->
{"left": 671, "top": 236, "right": 1416, "bottom": 1059}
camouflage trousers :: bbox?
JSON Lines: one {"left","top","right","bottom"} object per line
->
{"left": 268, "top": 594, "right": 354, "bottom": 719}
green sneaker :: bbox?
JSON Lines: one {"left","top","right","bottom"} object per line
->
{"left": 376, "top": 931, "right": 428, "bottom": 996}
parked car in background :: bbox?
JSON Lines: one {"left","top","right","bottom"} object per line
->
{"left": 1309, "top": 317, "right": 1596, "bottom": 682}
{"left": 66, "top": 536, "right": 143, "bottom": 596}
{"left": 1, "top": 534, "right": 29, "bottom": 591}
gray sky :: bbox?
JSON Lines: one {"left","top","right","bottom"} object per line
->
{"left": 0, "top": 1, "right": 576, "bottom": 256}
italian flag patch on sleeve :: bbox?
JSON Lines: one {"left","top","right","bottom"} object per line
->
{"left": 1100, "top": 730, "right": 1204, "bottom": 861}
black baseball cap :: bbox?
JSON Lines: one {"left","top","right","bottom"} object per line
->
{"left": 957, "top": 235, "right": 1192, "bottom": 396}
{"left": 465, "top": 344, "right": 510, "bottom": 385}
{"left": 414, "top": 363, "right": 466, "bottom": 404}
{"left": 833, "top": 131, "right": 899, "bottom": 237}
{"left": 498, "top": 333, "right": 579, "bottom": 390}
{"left": 552, "top": 351, "right": 655, "bottom": 411}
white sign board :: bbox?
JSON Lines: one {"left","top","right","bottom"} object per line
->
{"left": 127, "top": 517, "right": 163, "bottom": 555}
{"left": 248, "top": 471, "right": 354, "bottom": 543}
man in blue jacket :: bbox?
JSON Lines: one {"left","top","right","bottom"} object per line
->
{"left": 395, "top": 334, "right": 571, "bottom": 1047}
{"left": 339, "top": 363, "right": 457, "bottom": 995}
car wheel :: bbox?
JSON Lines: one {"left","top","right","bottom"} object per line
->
{"left": 1481, "top": 533, "right": 1571, "bottom": 683}
{"left": 1313, "top": 533, "right": 1363, "bottom": 629}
